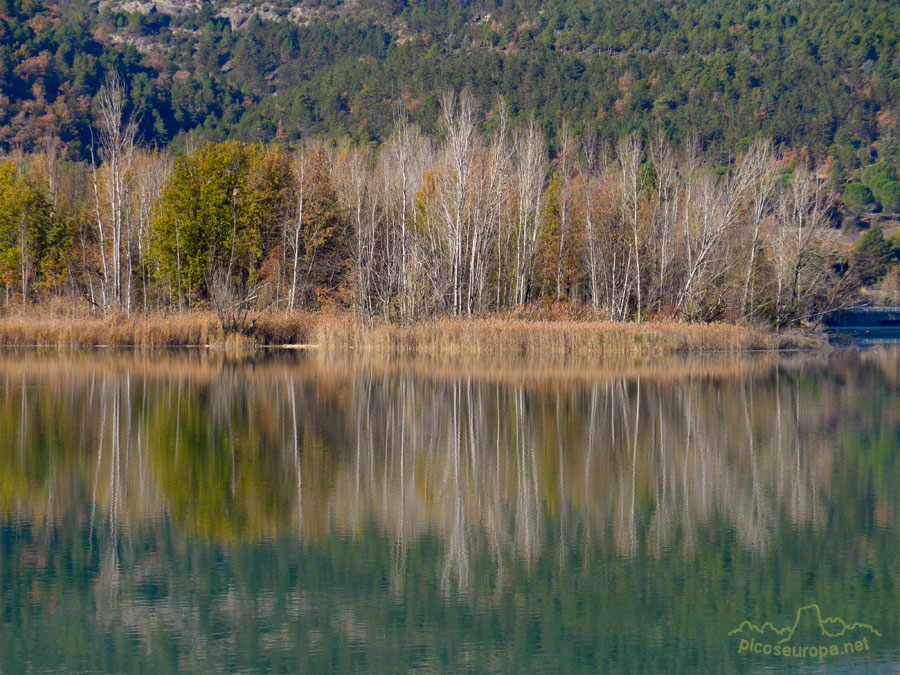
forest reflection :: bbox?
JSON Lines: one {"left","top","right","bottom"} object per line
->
{"left": 1, "top": 348, "right": 897, "bottom": 586}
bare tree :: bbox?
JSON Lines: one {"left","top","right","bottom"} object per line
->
{"left": 379, "top": 115, "right": 432, "bottom": 321}
{"left": 512, "top": 117, "right": 547, "bottom": 308}
{"left": 616, "top": 134, "right": 645, "bottom": 321}
{"left": 578, "top": 134, "right": 602, "bottom": 312}
{"left": 91, "top": 72, "right": 139, "bottom": 313}
{"left": 739, "top": 139, "right": 777, "bottom": 318}
{"left": 437, "top": 91, "right": 476, "bottom": 315}
{"left": 771, "top": 167, "right": 835, "bottom": 326}
{"left": 334, "top": 143, "right": 376, "bottom": 321}
{"left": 466, "top": 105, "right": 507, "bottom": 315}
{"left": 648, "top": 134, "right": 679, "bottom": 311}
{"left": 490, "top": 107, "right": 513, "bottom": 310}
{"left": 132, "top": 149, "right": 170, "bottom": 312}
{"left": 675, "top": 142, "right": 754, "bottom": 319}
{"left": 208, "top": 266, "right": 259, "bottom": 336}
{"left": 555, "top": 120, "right": 573, "bottom": 301}
{"left": 287, "top": 145, "right": 308, "bottom": 312}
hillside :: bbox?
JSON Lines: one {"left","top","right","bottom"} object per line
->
{"left": 0, "top": 0, "right": 898, "bottom": 174}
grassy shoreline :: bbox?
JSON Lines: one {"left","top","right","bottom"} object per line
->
{"left": 0, "top": 310, "right": 826, "bottom": 355}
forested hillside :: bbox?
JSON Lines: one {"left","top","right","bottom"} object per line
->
{"left": 1, "top": 0, "right": 899, "bottom": 170}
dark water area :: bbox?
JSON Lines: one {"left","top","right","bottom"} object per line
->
{"left": 825, "top": 306, "right": 900, "bottom": 342}
{"left": 0, "top": 349, "right": 898, "bottom": 673}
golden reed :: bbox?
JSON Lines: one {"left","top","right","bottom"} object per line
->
{"left": 0, "top": 309, "right": 823, "bottom": 354}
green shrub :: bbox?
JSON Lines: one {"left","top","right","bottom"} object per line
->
{"left": 852, "top": 224, "right": 895, "bottom": 285}
{"left": 843, "top": 182, "right": 874, "bottom": 211}
{"left": 872, "top": 180, "right": 900, "bottom": 212}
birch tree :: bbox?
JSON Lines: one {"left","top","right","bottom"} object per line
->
{"left": 675, "top": 144, "right": 755, "bottom": 319}
{"left": 739, "top": 139, "right": 777, "bottom": 318}
{"left": 648, "top": 135, "right": 679, "bottom": 310}
{"left": 616, "top": 134, "right": 645, "bottom": 321}
{"left": 771, "top": 167, "right": 835, "bottom": 326}
{"left": 577, "top": 136, "right": 602, "bottom": 311}
{"left": 92, "top": 72, "right": 139, "bottom": 313}
{"left": 379, "top": 117, "right": 432, "bottom": 321}
{"left": 334, "top": 143, "right": 376, "bottom": 320}
{"left": 132, "top": 149, "right": 170, "bottom": 312}
{"left": 555, "top": 120, "right": 573, "bottom": 301}
{"left": 466, "top": 107, "right": 507, "bottom": 315}
{"left": 437, "top": 91, "right": 476, "bottom": 315}
{"left": 512, "top": 117, "right": 547, "bottom": 308}
{"left": 288, "top": 146, "right": 308, "bottom": 312}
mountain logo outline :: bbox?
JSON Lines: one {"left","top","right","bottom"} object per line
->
{"left": 729, "top": 604, "right": 882, "bottom": 644}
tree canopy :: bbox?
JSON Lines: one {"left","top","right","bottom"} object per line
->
{"left": 0, "top": 0, "right": 899, "bottom": 171}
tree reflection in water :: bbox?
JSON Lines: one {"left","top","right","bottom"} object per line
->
{"left": 0, "top": 349, "right": 898, "bottom": 671}
{"left": 1, "top": 351, "right": 895, "bottom": 558}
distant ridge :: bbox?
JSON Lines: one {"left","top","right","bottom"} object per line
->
{"left": 729, "top": 604, "right": 882, "bottom": 644}
{"left": 3, "top": 0, "right": 900, "bottom": 158}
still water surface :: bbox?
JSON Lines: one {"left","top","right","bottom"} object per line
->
{"left": 0, "top": 349, "right": 898, "bottom": 672}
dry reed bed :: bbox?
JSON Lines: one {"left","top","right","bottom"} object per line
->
{"left": 0, "top": 310, "right": 824, "bottom": 355}
{"left": 0, "top": 312, "right": 221, "bottom": 347}
{"left": 314, "top": 315, "right": 823, "bottom": 355}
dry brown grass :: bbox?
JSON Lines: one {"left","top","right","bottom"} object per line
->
{"left": 305, "top": 314, "right": 824, "bottom": 356}
{"left": 0, "top": 310, "right": 221, "bottom": 347}
{"left": 0, "top": 308, "right": 825, "bottom": 354}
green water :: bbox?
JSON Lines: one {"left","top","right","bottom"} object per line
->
{"left": 0, "top": 349, "right": 898, "bottom": 673}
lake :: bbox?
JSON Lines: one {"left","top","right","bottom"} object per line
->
{"left": 0, "top": 348, "right": 898, "bottom": 672}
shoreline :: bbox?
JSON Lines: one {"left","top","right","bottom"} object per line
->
{"left": 0, "top": 310, "right": 827, "bottom": 355}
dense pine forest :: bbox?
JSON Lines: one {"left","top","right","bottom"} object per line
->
{"left": 3, "top": 0, "right": 900, "bottom": 160}
{"left": 1, "top": 0, "right": 900, "bottom": 329}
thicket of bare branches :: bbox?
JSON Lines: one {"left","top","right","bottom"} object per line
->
{"left": 1, "top": 88, "right": 855, "bottom": 327}
{"left": 325, "top": 93, "right": 851, "bottom": 325}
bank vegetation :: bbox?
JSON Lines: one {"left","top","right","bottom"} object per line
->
{"left": 0, "top": 83, "right": 857, "bottom": 351}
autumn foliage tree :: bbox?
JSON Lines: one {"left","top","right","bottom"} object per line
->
{"left": 286, "top": 143, "right": 347, "bottom": 310}
{"left": 151, "top": 141, "right": 292, "bottom": 313}
{"left": 0, "top": 160, "right": 53, "bottom": 305}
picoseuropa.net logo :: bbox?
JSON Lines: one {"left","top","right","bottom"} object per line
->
{"left": 730, "top": 603, "right": 881, "bottom": 662}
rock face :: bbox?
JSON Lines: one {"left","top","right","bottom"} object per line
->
{"left": 99, "top": 1, "right": 205, "bottom": 16}
{"left": 98, "top": 0, "right": 353, "bottom": 29}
